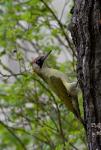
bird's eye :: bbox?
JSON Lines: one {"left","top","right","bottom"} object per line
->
{"left": 36, "top": 59, "right": 41, "bottom": 65}
{"left": 35, "top": 59, "right": 43, "bottom": 68}
{"left": 35, "top": 56, "right": 44, "bottom": 68}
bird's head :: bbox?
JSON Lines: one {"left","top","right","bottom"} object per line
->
{"left": 31, "top": 51, "right": 52, "bottom": 73}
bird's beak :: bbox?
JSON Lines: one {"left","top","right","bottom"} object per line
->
{"left": 43, "top": 50, "right": 52, "bottom": 62}
{"left": 31, "top": 50, "right": 52, "bottom": 68}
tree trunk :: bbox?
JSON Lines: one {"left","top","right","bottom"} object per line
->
{"left": 70, "top": 0, "right": 101, "bottom": 149}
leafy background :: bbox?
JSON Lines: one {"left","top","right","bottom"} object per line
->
{"left": 0, "top": 0, "right": 87, "bottom": 150}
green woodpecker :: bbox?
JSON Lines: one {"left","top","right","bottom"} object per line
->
{"left": 31, "top": 51, "right": 85, "bottom": 127}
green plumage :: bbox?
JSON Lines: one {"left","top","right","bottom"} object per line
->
{"left": 35, "top": 67, "right": 80, "bottom": 116}
{"left": 32, "top": 52, "right": 85, "bottom": 127}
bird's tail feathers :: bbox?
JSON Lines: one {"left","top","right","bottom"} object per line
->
{"left": 73, "top": 108, "right": 86, "bottom": 129}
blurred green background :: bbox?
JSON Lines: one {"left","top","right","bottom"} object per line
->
{"left": 0, "top": 0, "right": 87, "bottom": 149}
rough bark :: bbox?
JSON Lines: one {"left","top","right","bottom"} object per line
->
{"left": 70, "top": 0, "right": 101, "bottom": 149}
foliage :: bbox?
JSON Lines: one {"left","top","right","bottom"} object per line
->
{"left": 0, "top": 0, "right": 87, "bottom": 149}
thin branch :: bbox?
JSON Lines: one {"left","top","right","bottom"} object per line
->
{"left": 12, "top": 125, "right": 79, "bottom": 150}
{"left": 19, "top": 111, "right": 58, "bottom": 135}
{"left": 56, "top": 35, "right": 69, "bottom": 50}
{"left": 18, "top": 127, "right": 55, "bottom": 149}
{"left": 0, "top": 60, "right": 20, "bottom": 80}
{"left": 69, "top": 142, "right": 79, "bottom": 150}
{"left": 0, "top": 61, "right": 31, "bottom": 80}
{"left": 60, "top": 0, "right": 69, "bottom": 21}
{"left": 16, "top": 43, "right": 34, "bottom": 53}
{"left": 40, "top": 0, "right": 77, "bottom": 57}
{"left": 56, "top": 105, "right": 66, "bottom": 149}
{"left": 0, "top": 71, "right": 25, "bottom": 79}
{"left": 0, "top": 120, "right": 27, "bottom": 150}
{"left": 32, "top": 77, "right": 59, "bottom": 131}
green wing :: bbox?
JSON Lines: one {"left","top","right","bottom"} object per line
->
{"left": 50, "top": 76, "right": 75, "bottom": 113}
{"left": 48, "top": 76, "right": 84, "bottom": 127}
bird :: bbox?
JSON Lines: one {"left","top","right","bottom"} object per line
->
{"left": 31, "top": 51, "right": 85, "bottom": 127}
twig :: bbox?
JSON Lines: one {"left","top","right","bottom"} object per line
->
{"left": 40, "top": 0, "right": 77, "bottom": 58}
{"left": 0, "top": 120, "right": 27, "bottom": 150}
{"left": 32, "top": 77, "right": 59, "bottom": 131}
{"left": 60, "top": 0, "right": 69, "bottom": 21}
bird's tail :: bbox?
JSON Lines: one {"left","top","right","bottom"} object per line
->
{"left": 73, "top": 108, "right": 86, "bottom": 129}
{"left": 72, "top": 95, "right": 86, "bottom": 129}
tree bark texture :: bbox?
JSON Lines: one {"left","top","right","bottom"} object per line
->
{"left": 70, "top": 0, "right": 101, "bottom": 149}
